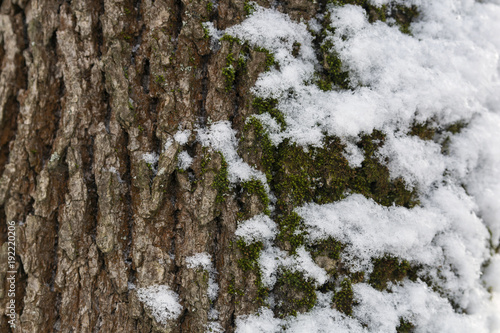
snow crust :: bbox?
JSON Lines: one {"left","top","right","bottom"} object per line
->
{"left": 217, "top": 0, "right": 500, "bottom": 332}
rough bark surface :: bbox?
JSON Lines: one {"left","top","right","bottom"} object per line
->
{"left": 0, "top": 0, "right": 324, "bottom": 332}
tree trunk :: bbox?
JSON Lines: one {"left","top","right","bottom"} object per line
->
{"left": 3, "top": 0, "right": 496, "bottom": 332}
{"left": 0, "top": 0, "right": 323, "bottom": 332}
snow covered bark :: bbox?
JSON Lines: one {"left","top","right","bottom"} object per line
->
{"left": 1, "top": 0, "right": 500, "bottom": 332}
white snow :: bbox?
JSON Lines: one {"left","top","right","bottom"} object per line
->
{"left": 174, "top": 129, "right": 191, "bottom": 145}
{"left": 177, "top": 151, "right": 193, "bottom": 170}
{"left": 186, "top": 252, "right": 213, "bottom": 270}
{"left": 199, "top": 0, "right": 500, "bottom": 331}
{"left": 235, "top": 214, "right": 277, "bottom": 243}
{"left": 136, "top": 285, "right": 183, "bottom": 324}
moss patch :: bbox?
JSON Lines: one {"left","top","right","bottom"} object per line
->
{"left": 274, "top": 271, "right": 317, "bottom": 317}
{"left": 369, "top": 255, "right": 416, "bottom": 291}
{"left": 307, "top": 237, "right": 343, "bottom": 261}
{"left": 333, "top": 278, "right": 354, "bottom": 316}
{"left": 242, "top": 117, "right": 276, "bottom": 181}
{"left": 352, "top": 130, "right": 419, "bottom": 208}
{"left": 242, "top": 179, "right": 270, "bottom": 214}
{"left": 213, "top": 152, "right": 229, "bottom": 203}
{"left": 396, "top": 318, "right": 416, "bottom": 333}
{"left": 223, "top": 53, "right": 237, "bottom": 92}
{"left": 276, "top": 212, "right": 306, "bottom": 254}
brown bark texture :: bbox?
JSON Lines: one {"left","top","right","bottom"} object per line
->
{"left": 0, "top": 0, "right": 321, "bottom": 332}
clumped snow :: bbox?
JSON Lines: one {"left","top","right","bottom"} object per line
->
{"left": 141, "top": 152, "right": 159, "bottom": 174}
{"left": 235, "top": 214, "right": 278, "bottom": 243}
{"left": 214, "top": 0, "right": 500, "bottom": 332}
{"left": 136, "top": 285, "right": 183, "bottom": 324}
{"left": 177, "top": 150, "right": 193, "bottom": 170}
{"left": 174, "top": 129, "right": 191, "bottom": 145}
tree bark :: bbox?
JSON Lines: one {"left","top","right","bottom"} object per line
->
{"left": 0, "top": 0, "right": 323, "bottom": 332}
{"left": 0, "top": 0, "right": 429, "bottom": 332}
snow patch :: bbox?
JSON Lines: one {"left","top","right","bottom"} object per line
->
{"left": 136, "top": 285, "right": 183, "bottom": 324}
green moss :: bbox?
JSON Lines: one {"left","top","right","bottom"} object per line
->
{"left": 328, "top": 0, "right": 418, "bottom": 33}
{"left": 320, "top": 41, "right": 350, "bottom": 90}
{"left": 202, "top": 23, "right": 210, "bottom": 39}
{"left": 369, "top": 255, "right": 415, "bottom": 291}
{"left": 275, "top": 271, "right": 317, "bottom": 317}
{"left": 352, "top": 130, "right": 418, "bottom": 208}
{"left": 241, "top": 126, "right": 416, "bottom": 215}
{"left": 396, "top": 318, "right": 415, "bottom": 333}
{"left": 228, "top": 277, "right": 245, "bottom": 296}
{"left": 155, "top": 75, "right": 165, "bottom": 84}
{"left": 307, "top": 237, "right": 343, "bottom": 261}
{"left": 121, "top": 32, "right": 132, "bottom": 41}
{"left": 276, "top": 212, "right": 306, "bottom": 253}
{"left": 242, "top": 179, "right": 270, "bottom": 214}
{"left": 445, "top": 121, "right": 467, "bottom": 134}
{"left": 392, "top": 5, "right": 419, "bottom": 35}
{"left": 200, "top": 150, "right": 211, "bottom": 176}
{"left": 237, "top": 55, "right": 248, "bottom": 74}
{"left": 244, "top": 1, "right": 256, "bottom": 15}
{"left": 206, "top": 1, "right": 214, "bottom": 12}
{"left": 243, "top": 117, "right": 276, "bottom": 180}
{"left": 221, "top": 34, "right": 243, "bottom": 45}
{"left": 236, "top": 239, "right": 263, "bottom": 271}
{"left": 273, "top": 137, "right": 352, "bottom": 211}
{"left": 223, "top": 53, "right": 236, "bottom": 92}
{"left": 252, "top": 97, "right": 286, "bottom": 130}
{"left": 292, "top": 42, "right": 301, "bottom": 58}
{"left": 254, "top": 46, "right": 276, "bottom": 71}
{"left": 333, "top": 278, "right": 354, "bottom": 316}
{"left": 213, "top": 152, "right": 230, "bottom": 203}
{"left": 317, "top": 78, "right": 333, "bottom": 91}
{"left": 329, "top": 0, "right": 366, "bottom": 5}
{"left": 410, "top": 121, "right": 436, "bottom": 140}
